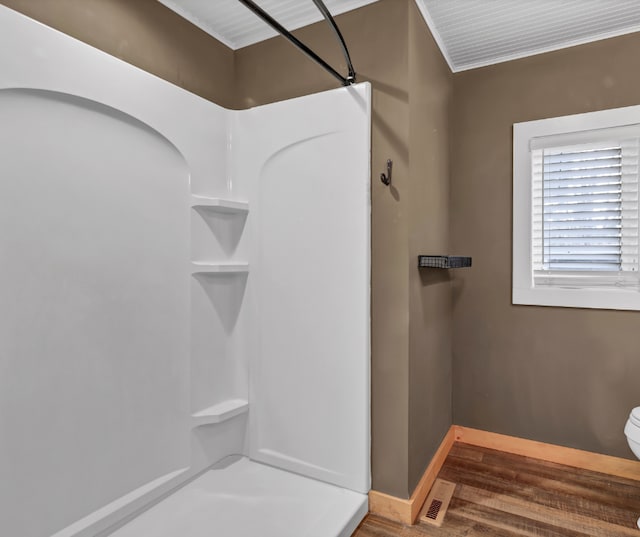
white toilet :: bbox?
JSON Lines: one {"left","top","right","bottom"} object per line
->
{"left": 624, "top": 407, "right": 640, "bottom": 529}
{"left": 625, "top": 407, "right": 640, "bottom": 459}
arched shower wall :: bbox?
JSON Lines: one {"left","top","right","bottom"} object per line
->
{"left": 0, "top": 6, "right": 370, "bottom": 537}
{"left": 0, "top": 86, "right": 192, "bottom": 537}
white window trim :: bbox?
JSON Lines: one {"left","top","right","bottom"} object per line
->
{"left": 513, "top": 104, "right": 640, "bottom": 311}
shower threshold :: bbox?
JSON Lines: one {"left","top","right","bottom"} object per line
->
{"left": 107, "top": 456, "right": 368, "bottom": 537}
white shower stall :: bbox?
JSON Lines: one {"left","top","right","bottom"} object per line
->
{"left": 0, "top": 6, "right": 370, "bottom": 537}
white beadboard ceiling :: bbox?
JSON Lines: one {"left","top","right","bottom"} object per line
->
{"left": 158, "top": 0, "right": 640, "bottom": 71}
{"left": 157, "top": 0, "right": 380, "bottom": 50}
{"left": 417, "top": 0, "right": 640, "bottom": 72}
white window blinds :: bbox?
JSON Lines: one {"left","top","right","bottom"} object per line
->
{"left": 531, "top": 132, "right": 640, "bottom": 287}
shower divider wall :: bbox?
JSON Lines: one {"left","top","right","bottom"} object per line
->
{"left": 0, "top": 6, "right": 370, "bottom": 537}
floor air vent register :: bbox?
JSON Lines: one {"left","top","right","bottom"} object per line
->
{"left": 419, "top": 479, "right": 456, "bottom": 527}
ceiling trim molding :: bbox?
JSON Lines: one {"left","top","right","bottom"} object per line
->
{"left": 412, "top": 0, "right": 455, "bottom": 72}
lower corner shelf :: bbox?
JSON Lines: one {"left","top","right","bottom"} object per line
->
{"left": 191, "top": 399, "right": 249, "bottom": 427}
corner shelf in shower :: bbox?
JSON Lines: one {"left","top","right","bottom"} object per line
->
{"left": 191, "top": 195, "right": 249, "bottom": 214}
{"left": 191, "top": 262, "right": 249, "bottom": 275}
{"left": 191, "top": 398, "right": 249, "bottom": 427}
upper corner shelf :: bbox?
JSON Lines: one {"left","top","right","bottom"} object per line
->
{"left": 191, "top": 195, "right": 249, "bottom": 214}
{"left": 418, "top": 255, "right": 472, "bottom": 269}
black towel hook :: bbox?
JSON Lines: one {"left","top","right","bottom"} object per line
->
{"left": 380, "top": 159, "right": 392, "bottom": 186}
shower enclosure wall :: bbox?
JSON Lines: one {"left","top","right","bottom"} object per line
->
{"left": 0, "top": 6, "right": 371, "bottom": 537}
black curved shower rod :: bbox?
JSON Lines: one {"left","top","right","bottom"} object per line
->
{"left": 237, "top": 0, "right": 357, "bottom": 86}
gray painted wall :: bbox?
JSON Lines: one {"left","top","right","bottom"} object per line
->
{"left": 450, "top": 32, "right": 640, "bottom": 460}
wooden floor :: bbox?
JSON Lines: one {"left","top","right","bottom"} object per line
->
{"left": 353, "top": 442, "right": 640, "bottom": 536}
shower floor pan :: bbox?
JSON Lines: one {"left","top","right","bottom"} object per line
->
{"left": 108, "top": 456, "right": 368, "bottom": 537}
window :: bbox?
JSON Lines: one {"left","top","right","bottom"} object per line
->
{"left": 513, "top": 106, "right": 640, "bottom": 310}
